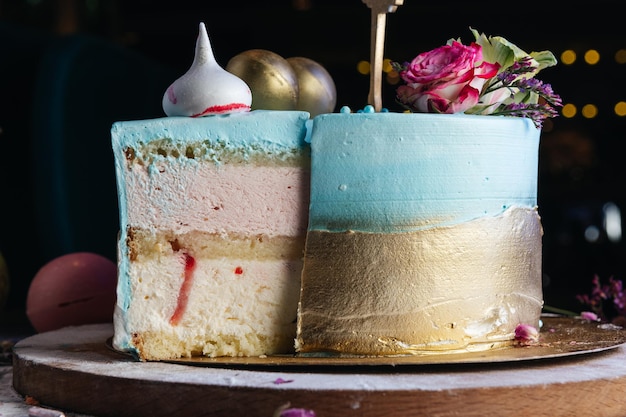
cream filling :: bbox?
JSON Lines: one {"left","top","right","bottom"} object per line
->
{"left": 113, "top": 232, "right": 304, "bottom": 360}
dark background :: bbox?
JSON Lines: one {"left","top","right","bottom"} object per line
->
{"left": 2, "top": 0, "right": 625, "bottom": 332}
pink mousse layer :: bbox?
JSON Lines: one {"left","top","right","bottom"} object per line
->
{"left": 123, "top": 163, "right": 310, "bottom": 237}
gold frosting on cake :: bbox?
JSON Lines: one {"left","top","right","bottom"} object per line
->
{"left": 296, "top": 206, "right": 543, "bottom": 355}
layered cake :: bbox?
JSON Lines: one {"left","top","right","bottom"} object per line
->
{"left": 112, "top": 23, "right": 311, "bottom": 360}
{"left": 112, "top": 16, "right": 561, "bottom": 359}
{"left": 296, "top": 27, "right": 562, "bottom": 355}
{"left": 111, "top": 111, "right": 310, "bottom": 360}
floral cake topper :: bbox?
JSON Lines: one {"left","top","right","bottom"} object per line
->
{"left": 392, "top": 28, "right": 562, "bottom": 128}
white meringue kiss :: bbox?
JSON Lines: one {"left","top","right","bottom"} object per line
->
{"left": 162, "top": 22, "right": 252, "bottom": 117}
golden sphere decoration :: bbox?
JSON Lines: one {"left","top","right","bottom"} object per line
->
{"left": 287, "top": 57, "right": 337, "bottom": 117}
{"left": 227, "top": 50, "right": 337, "bottom": 117}
{"left": 226, "top": 49, "right": 299, "bottom": 111}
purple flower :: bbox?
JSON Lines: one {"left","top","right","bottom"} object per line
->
{"left": 577, "top": 274, "right": 626, "bottom": 322}
{"left": 280, "top": 409, "right": 316, "bottom": 417}
{"left": 580, "top": 311, "right": 599, "bottom": 322}
{"left": 273, "top": 378, "right": 294, "bottom": 385}
{"left": 514, "top": 323, "right": 539, "bottom": 345}
{"left": 273, "top": 403, "right": 316, "bottom": 417}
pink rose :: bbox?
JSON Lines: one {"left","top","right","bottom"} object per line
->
{"left": 396, "top": 41, "right": 500, "bottom": 114}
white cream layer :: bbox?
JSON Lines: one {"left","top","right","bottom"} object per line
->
{"left": 113, "top": 254, "right": 302, "bottom": 359}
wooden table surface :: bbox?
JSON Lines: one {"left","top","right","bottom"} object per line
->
{"left": 11, "top": 322, "right": 626, "bottom": 417}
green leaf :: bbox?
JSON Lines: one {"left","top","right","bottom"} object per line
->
{"left": 530, "top": 50, "right": 558, "bottom": 71}
{"left": 470, "top": 27, "right": 556, "bottom": 75}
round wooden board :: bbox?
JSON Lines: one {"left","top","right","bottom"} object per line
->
{"left": 12, "top": 322, "right": 626, "bottom": 417}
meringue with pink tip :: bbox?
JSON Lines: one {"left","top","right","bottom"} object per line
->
{"left": 162, "top": 22, "right": 252, "bottom": 117}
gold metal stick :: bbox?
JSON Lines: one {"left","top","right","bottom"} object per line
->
{"left": 362, "top": 0, "right": 403, "bottom": 112}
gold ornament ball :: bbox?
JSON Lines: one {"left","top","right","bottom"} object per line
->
{"left": 0, "top": 251, "right": 9, "bottom": 310}
{"left": 226, "top": 49, "right": 299, "bottom": 111}
{"left": 287, "top": 57, "right": 337, "bottom": 117}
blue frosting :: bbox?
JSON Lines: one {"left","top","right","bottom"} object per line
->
{"left": 307, "top": 112, "right": 540, "bottom": 233}
{"left": 112, "top": 110, "right": 311, "bottom": 153}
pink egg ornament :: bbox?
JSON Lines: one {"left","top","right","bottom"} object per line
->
{"left": 26, "top": 252, "right": 117, "bottom": 333}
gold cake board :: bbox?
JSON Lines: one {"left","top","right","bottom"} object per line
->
{"left": 11, "top": 318, "right": 626, "bottom": 417}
